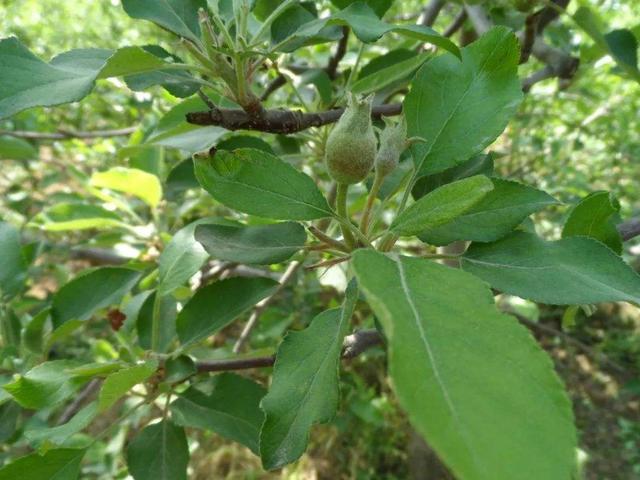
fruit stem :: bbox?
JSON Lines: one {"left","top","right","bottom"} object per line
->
{"left": 336, "top": 183, "right": 356, "bottom": 248}
{"left": 360, "top": 170, "right": 385, "bottom": 235}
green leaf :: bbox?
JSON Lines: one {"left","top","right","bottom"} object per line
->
{"left": 412, "top": 154, "right": 494, "bottom": 199}
{"left": 280, "top": 3, "right": 459, "bottom": 58}
{"left": 136, "top": 293, "right": 177, "bottom": 352}
{"left": 391, "top": 176, "right": 493, "bottom": 237}
{"left": 0, "top": 38, "right": 184, "bottom": 120}
{"left": 146, "top": 96, "right": 228, "bottom": 153}
{"left": 90, "top": 167, "right": 163, "bottom": 209}
{"left": 23, "top": 308, "right": 50, "bottom": 354}
{"left": 164, "top": 355, "right": 196, "bottom": 383}
{"left": 195, "top": 222, "right": 306, "bottom": 265}
{"left": 52, "top": 267, "right": 141, "bottom": 328}
{"left": 462, "top": 232, "right": 640, "bottom": 305}
{"left": 126, "top": 420, "right": 189, "bottom": 480}
{"left": 123, "top": 45, "right": 200, "bottom": 98}
{"left": 573, "top": 7, "right": 640, "bottom": 82}
{"left": 419, "top": 179, "right": 559, "bottom": 246}
{"left": 0, "top": 222, "right": 27, "bottom": 298}
{"left": 176, "top": 277, "right": 278, "bottom": 346}
{"left": 30, "top": 203, "right": 127, "bottom": 232}
{"left": 260, "top": 280, "right": 358, "bottom": 470}
{"left": 0, "top": 448, "right": 86, "bottom": 480}
{"left": 562, "top": 191, "right": 622, "bottom": 254}
{"left": 98, "top": 361, "right": 158, "bottom": 412}
{"left": 0, "top": 401, "right": 20, "bottom": 443}
{"left": 405, "top": 27, "right": 522, "bottom": 176}
{"left": 352, "top": 52, "right": 430, "bottom": 96}
{"left": 122, "top": 0, "right": 207, "bottom": 44}
{"left": 3, "top": 360, "right": 86, "bottom": 409}
{"left": 352, "top": 250, "right": 576, "bottom": 480}
{"left": 96, "top": 46, "right": 173, "bottom": 79}
{"left": 194, "top": 148, "right": 333, "bottom": 220}
{"left": 0, "top": 37, "right": 110, "bottom": 120}
{"left": 0, "top": 135, "right": 37, "bottom": 160}
{"left": 330, "top": 0, "right": 393, "bottom": 18}
{"left": 171, "top": 373, "right": 266, "bottom": 454}
{"left": 157, "top": 217, "right": 237, "bottom": 296}
{"left": 25, "top": 402, "right": 97, "bottom": 446}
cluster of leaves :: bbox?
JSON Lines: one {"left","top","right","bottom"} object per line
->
{"left": 0, "top": 1, "right": 639, "bottom": 479}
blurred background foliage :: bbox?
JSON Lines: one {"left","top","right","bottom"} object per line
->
{"left": 0, "top": 0, "right": 639, "bottom": 478}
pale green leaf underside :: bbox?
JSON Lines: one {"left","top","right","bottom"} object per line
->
{"left": 404, "top": 27, "right": 523, "bottom": 176}
{"left": 0, "top": 37, "right": 185, "bottom": 120}
{"left": 90, "top": 167, "right": 163, "bottom": 208}
{"left": 462, "top": 232, "right": 640, "bottom": 305}
{"left": 259, "top": 280, "right": 358, "bottom": 470}
{"left": 352, "top": 250, "right": 576, "bottom": 480}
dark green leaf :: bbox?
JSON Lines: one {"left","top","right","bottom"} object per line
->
{"left": 562, "top": 191, "right": 622, "bottom": 254}
{"left": 137, "top": 293, "right": 177, "bottom": 352}
{"left": 164, "top": 355, "right": 196, "bottom": 383}
{"left": 0, "top": 222, "right": 27, "bottom": 298}
{"left": 0, "top": 401, "right": 20, "bottom": 443}
{"left": 260, "top": 281, "right": 358, "bottom": 470}
{"left": 0, "top": 448, "right": 86, "bottom": 480}
{"left": 412, "top": 154, "right": 494, "bottom": 199}
{"left": 419, "top": 179, "right": 558, "bottom": 246}
{"left": 171, "top": 373, "right": 266, "bottom": 453}
{"left": 121, "top": 0, "right": 207, "bottom": 43}
{"left": 52, "top": 267, "right": 141, "bottom": 328}
{"left": 391, "top": 176, "right": 494, "bottom": 237}
{"left": 352, "top": 250, "right": 576, "bottom": 480}
{"left": 405, "top": 27, "right": 522, "bottom": 176}
{"left": 605, "top": 29, "right": 638, "bottom": 70}
{"left": 331, "top": 0, "right": 394, "bottom": 18}
{"left": 194, "top": 148, "right": 333, "bottom": 220}
{"left": 195, "top": 222, "right": 306, "bottom": 265}
{"left": 176, "top": 277, "right": 278, "bottom": 346}
{"left": 126, "top": 420, "right": 189, "bottom": 480}
{"left": 22, "top": 308, "right": 50, "bottom": 354}
{"left": 462, "top": 232, "right": 640, "bottom": 305}
{"left": 280, "top": 3, "right": 459, "bottom": 57}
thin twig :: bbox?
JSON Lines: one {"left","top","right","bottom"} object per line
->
{"left": 618, "top": 217, "right": 640, "bottom": 242}
{"left": 421, "top": 0, "right": 445, "bottom": 27}
{"left": 326, "top": 26, "right": 350, "bottom": 80}
{"left": 0, "top": 127, "right": 137, "bottom": 141}
{"left": 197, "top": 328, "right": 384, "bottom": 373}
{"left": 57, "top": 379, "right": 102, "bottom": 425}
{"left": 232, "top": 260, "right": 303, "bottom": 353}
{"left": 443, "top": 10, "right": 468, "bottom": 38}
